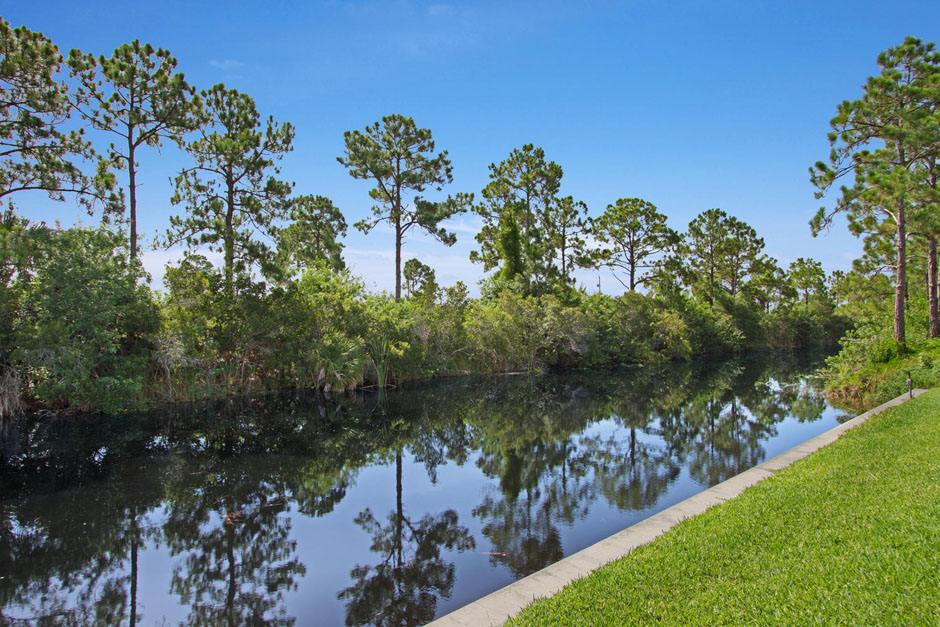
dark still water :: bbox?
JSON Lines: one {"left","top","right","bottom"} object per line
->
{"left": 1, "top": 350, "right": 850, "bottom": 626}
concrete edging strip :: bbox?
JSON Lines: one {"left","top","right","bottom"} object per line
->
{"left": 428, "top": 389, "right": 929, "bottom": 627}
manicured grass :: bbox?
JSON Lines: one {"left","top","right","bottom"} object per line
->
{"left": 507, "top": 390, "right": 940, "bottom": 626}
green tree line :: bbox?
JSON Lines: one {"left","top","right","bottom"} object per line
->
{"left": 1, "top": 17, "right": 850, "bottom": 416}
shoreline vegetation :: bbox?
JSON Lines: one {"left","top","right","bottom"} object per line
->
{"left": 0, "top": 245, "right": 850, "bottom": 418}
{"left": 505, "top": 388, "right": 940, "bottom": 626}
{"left": 1, "top": 21, "right": 939, "bottom": 421}
{"left": 0, "top": 224, "right": 850, "bottom": 417}
{"left": 1, "top": 18, "right": 851, "bottom": 420}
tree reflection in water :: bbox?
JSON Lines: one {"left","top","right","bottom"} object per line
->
{"left": 466, "top": 378, "right": 596, "bottom": 578}
{"left": 339, "top": 494, "right": 475, "bottom": 626}
{"left": 0, "top": 456, "right": 170, "bottom": 625}
{"left": 339, "top": 390, "right": 476, "bottom": 627}
{"left": 0, "top": 349, "right": 837, "bottom": 625}
{"left": 164, "top": 457, "right": 306, "bottom": 626}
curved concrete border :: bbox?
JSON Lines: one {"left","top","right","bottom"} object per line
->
{"left": 429, "top": 389, "right": 928, "bottom": 627}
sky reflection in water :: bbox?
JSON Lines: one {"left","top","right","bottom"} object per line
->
{"left": 0, "top": 350, "right": 850, "bottom": 626}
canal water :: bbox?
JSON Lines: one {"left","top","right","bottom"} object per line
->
{"left": 0, "top": 350, "right": 851, "bottom": 625}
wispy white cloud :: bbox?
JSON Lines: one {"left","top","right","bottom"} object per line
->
{"left": 440, "top": 217, "right": 481, "bottom": 235}
{"left": 209, "top": 59, "right": 246, "bottom": 71}
{"left": 344, "top": 247, "right": 396, "bottom": 261}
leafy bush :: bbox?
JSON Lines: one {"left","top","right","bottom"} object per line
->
{"left": 649, "top": 308, "right": 692, "bottom": 361}
{"left": 763, "top": 306, "right": 828, "bottom": 348}
{"left": 673, "top": 297, "right": 745, "bottom": 356}
{"left": 465, "top": 292, "right": 541, "bottom": 372}
{"left": 15, "top": 227, "right": 158, "bottom": 412}
{"left": 537, "top": 295, "right": 592, "bottom": 369}
{"left": 412, "top": 281, "right": 471, "bottom": 375}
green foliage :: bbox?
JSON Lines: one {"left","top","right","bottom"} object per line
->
{"left": 339, "top": 113, "right": 470, "bottom": 300}
{"left": 362, "top": 293, "right": 418, "bottom": 386}
{"left": 412, "top": 281, "right": 471, "bottom": 374}
{"left": 0, "top": 222, "right": 847, "bottom": 414}
{"left": 684, "top": 208, "right": 765, "bottom": 303}
{"left": 649, "top": 308, "right": 691, "bottom": 361}
{"left": 477, "top": 271, "right": 528, "bottom": 302}
{"left": 582, "top": 292, "right": 656, "bottom": 364}
{"left": 770, "top": 293, "right": 852, "bottom": 350}
{"left": 536, "top": 294, "right": 592, "bottom": 369}
{"left": 0, "top": 211, "right": 46, "bottom": 357}
{"left": 167, "top": 84, "right": 294, "bottom": 291}
{"left": 788, "top": 257, "right": 826, "bottom": 305}
{"left": 811, "top": 36, "right": 940, "bottom": 351}
{"left": 276, "top": 194, "right": 346, "bottom": 275}
{"left": 592, "top": 198, "right": 679, "bottom": 291}
{"left": 667, "top": 296, "right": 746, "bottom": 356}
{"left": 157, "top": 253, "right": 223, "bottom": 398}
{"left": 743, "top": 256, "right": 796, "bottom": 312}
{"left": 830, "top": 268, "right": 893, "bottom": 320}
{"left": 0, "top": 210, "right": 49, "bottom": 416}
{"left": 471, "top": 144, "right": 584, "bottom": 295}
{"left": 465, "top": 292, "right": 541, "bottom": 372}
{"left": 299, "top": 262, "right": 369, "bottom": 339}
{"left": 402, "top": 257, "right": 437, "bottom": 300}
{"left": 0, "top": 24, "right": 862, "bottom": 414}
{"left": 68, "top": 39, "right": 202, "bottom": 258}
{"left": 311, "top": 330, "right": 367, "bottom": 391}
{"left": 161, "top": 253, "right": 222, "bottom": 357}
{"left": 718, "top": 295, "right": 766, "bottom": 349}
{"left": 0, "top": 18, "right": 119, "bottom": 213}
{"left": 14, "top": 226, "right": 158, "bottom": 412}
{"left": 830, "top": 319, "right": 896, "bottom": 376}
{"left": 819, "top": 306, "right": 940, "bottom": 410}
{"left": 547, "top": 195, "right": 593, "bottom": 283}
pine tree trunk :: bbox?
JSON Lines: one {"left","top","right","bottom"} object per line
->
{"left": 128, "top": 139, "right": 138, "bottom": 260}
{"left": 225, "top": 173, "right": 235, "bottom": 293}
{"left": 929, "top": 238, "right": 939, "bottom": 338}
{"left": 629, "top": 254, "right": 636, "bottom": 292}
{"left": 895, "top": 201, "right": 907, "bottom": 352}
{"left": 395, "top": 184, "right": 402, "bottom": 301}
{"left": 395, "top": 219, "right": 402, "bottom": 301}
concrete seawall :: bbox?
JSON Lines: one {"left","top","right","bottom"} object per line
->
{"left": 429, "top": 389, "right": 929, "bottom": 627}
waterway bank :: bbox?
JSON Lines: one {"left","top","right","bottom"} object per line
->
{"left": 471, "top": 388, "right": 936, "bottom": 626}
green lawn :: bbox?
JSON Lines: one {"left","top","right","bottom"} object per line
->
{"left": 507, "top": 390, "right": 940, "bottom": 626}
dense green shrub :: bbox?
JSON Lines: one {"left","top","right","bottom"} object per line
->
{"left": 1, "top": 224, "right": 851, "bottom": 414}
{"left": 465, "top": 292, "right": 541, "bottom": 372}
{"left": 649, "top": 307, "right": 692, "bottom": 361}
{"left": 671, "top": 297, "right": 745, "bottom": 356}
{"left": 412, "top": 282, "right": 472, "bottom": 375}
{"left": 536, "top": 295, "right": 593, "bottom": 369}
{"left": 15, "top": 227, "right": 158, "bottom": 412}
{"left": 763, "top": 306, "right": 828, "bottom": 348}
{"left": 157, "top": 253, "right": 224, "bottom": 398}
{"left": 581, "top": 292, "right": 655, "bottom": 364}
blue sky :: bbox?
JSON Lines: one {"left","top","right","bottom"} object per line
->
{"left": 6, "top": 1, "right": 940, "bottom": 294}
